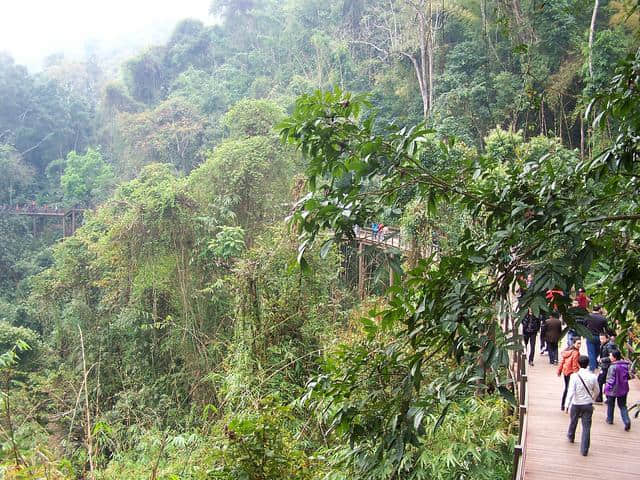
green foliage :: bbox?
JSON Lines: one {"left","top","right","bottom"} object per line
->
{"left": 103, "top": 82, "right": 142, "bottom": 114}
{"left": 0, "top": 146, "right": 35, "bottom": 205}
{"left": 0, "top": 218, "right": 38, "bottom": 298}
{"left": 123, "top": 48, "right": 166, "bottom": 105}
{"left": 170, "top": 67, "right": 230, "bottom": 117}
{"left": 117, "top": 97, "right": 207, "bottom": 173}
{"left": 60, "top": 148, "right": 114, "bottom": 207}
{"left": 189, "top": 122, "right": 295, "bottom": 236}
{"left": 210, "top": 226, "right": 245, "bottom": 260}
{"left": 209, "top": 399, "right": 315, "bottom": 480}
{"left": 484, "top": 127, "right": 524, "bottom": 164}
{"left": 281, "top": 74, "right": 640, "bottom": 474}
{"left": 0, "top": 337, "right": 31, "bottom": 369}
{"left": 220, "top": 99, "right": 285, "bottom": 138}
{"left": 403, "top": 396, "right": 512, "bottom": 480}
{"left": 2, "top": 2, "right": 639, "bottom": 478}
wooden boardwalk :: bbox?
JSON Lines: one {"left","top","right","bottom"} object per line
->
{"left": 524, "top": 345, "right": 640, "bottom": 479}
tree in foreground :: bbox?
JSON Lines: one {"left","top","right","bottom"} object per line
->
{"left": 279, "top": 46, "right": 640, "bottom": 477}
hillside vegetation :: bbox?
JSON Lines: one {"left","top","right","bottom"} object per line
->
{"left": 0, "top": 1, "right": 639, "bottom": 478}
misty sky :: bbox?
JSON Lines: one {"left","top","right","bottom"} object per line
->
{"left": 0, "top": 0, "right": 213, "bottom": 69}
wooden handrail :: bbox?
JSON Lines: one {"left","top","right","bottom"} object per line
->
{"left": 354, "top": 226, "right": 409, "bottom": 252}
{"left": 501, "top": 298, "right": 528, "bottom": 480}
{"left": 511, "top": 349, "right": 529, "bottom": 480}
{"left": 0, "top": 205, "right": 86, "bottom": 237}
{"left": 0, "top": 205, "right": 84, "bottom": 217}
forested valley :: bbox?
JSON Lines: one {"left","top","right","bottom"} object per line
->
{"left": 1, "top": 1, "right": 639, "bottom": 478}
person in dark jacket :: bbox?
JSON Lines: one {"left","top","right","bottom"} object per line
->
{"left": 585, "top": 305, "right": 610, "bottom": 371}
{"left": 595, "top": 334, "right": 616, "bottom": 403}
{"left": 604, "top": 349, "right": 631, "bottom": 431}
{"left": 539, "top": 313, "right": 548, "bottom": 355}
{"left": 544, "top": 313, "right": 562, "bottom": 365}
{"left": 522, "top": 309, "right": 541, "bottom": 366}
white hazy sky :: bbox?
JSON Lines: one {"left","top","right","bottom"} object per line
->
{"left": 0, "top": 0, "right": 213, "bottom": 69}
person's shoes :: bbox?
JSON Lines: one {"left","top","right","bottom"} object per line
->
{"left": 625, "top": 423, "right": 631, "bottom": 431}
{"left": 529, "top": 361, "right": 534, "bottom": 367}
{"left": 581, "top": 451, "right": 588, "bottom": 456}
{"left": 540, "top": 350, "right": 546, "bottom": 355}
{"left": 595, "top": 397, "right": 603, "bottom": 404}
{"left": 561, "top": 406, "right": 565, "bottom": 412}
{"left": 606, "top": 420, "right": 613, "bottom": 425}
{"left": 567, "top": 435, "right": 574, "bottom": 443}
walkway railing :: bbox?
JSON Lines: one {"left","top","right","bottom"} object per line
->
{"left": 501, "top": 301, "right": 528, "bottom": 480}
{"left": 511, "top": 348, "right": 528, "bottom": 480}
{"left": 0, "top": 204, "right": 85, "bottom": 236}
{"left": 0, "top": 204, "right": 68, "bottom": 216}
{"left": 355, "top": 226, "right": 407, "bottom": 250}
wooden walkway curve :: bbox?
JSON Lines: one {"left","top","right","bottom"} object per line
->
{"left": 523, "top": 345, "right": 640, "bottom": 479}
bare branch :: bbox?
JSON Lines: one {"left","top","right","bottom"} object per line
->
{"left": 20, "top": 132, "right": 54, "bottom": 156}
{"left": 582, "top": 214, "right": 640, "bottom": 224}
{"left": 351, "top": 40, "right": 390, "bottom": 58}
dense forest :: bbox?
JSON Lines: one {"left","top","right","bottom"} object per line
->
{"left": 0, "top": 0, "right": 639, "bottom": 478}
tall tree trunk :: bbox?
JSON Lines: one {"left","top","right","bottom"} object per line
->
{"left": 427, "top": 0, "right": 434, "bottom": 116}
{"left": 79, "top": 326, "right": 95, "bottom": 479}
{"left": 589, "top": 0, "right": 600, "bottom": 78}
{"left": 418, "top": 5, "right": 430, "bottom": 119}
{"left": 580, "top": 115, "right": 585, "bottom": 158}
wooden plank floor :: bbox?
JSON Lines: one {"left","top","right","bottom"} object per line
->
{"left": 524, "top": 342, "right": 640, "bottom": 479}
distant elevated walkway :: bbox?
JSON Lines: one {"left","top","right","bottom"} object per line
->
{"left": 354, "top": 226, "right": 408, "bottom": 251}
{"left": 0, "top": 204, "right": 84, "bottom": 236}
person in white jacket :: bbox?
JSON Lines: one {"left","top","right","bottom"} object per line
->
{"left": 565, "top": 355, "right": 599, "bottom": 456}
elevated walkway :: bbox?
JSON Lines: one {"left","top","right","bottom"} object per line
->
{"left": 0, "top": 204, "right": 84, "bottom": 236}
{"left": 523, "top": 346, "right": 640, "bottom": 478}
{"left": 354, "top": 226, "right": 408, "bottom": 251}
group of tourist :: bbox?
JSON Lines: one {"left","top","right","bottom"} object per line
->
{"left": 518, "top": 278, "right": 633, "bottom": 457}
{"left": 371, "top": 222, "right": 388, "bottom": 241}
{"left": 353, "top": 223, "right": 390, "bottom": 242}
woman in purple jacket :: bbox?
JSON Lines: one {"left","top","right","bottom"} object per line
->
{"left": 604, "top": 349, "right": 632, "bottom": 431}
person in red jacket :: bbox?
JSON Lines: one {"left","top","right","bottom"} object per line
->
{"left": 575, "top": 288, "right": 591, "bottom": 310}
{"left": 558, "top": 339, "right": 582, "bottom": 411}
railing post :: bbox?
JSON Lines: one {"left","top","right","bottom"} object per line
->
{"left": 358, "top": 242, "right": 365, "bottom": 300}
{"left": 512, "top": 446, "right": 521, "bottom": 480}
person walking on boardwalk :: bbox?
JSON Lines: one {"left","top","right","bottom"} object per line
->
{"left": 585, "top": 305, "right": 610, "bottom": 372}
{"left": 539, "top": 314, "right": 548, "bottom": 355}
{"left": 558, "top": 338, "right": 582, "bottom": 411}
{"left": 544, "top": 312, "right": 562, "bottom": 365}
{"left": 371, "top": 222, "right": 379, "bottom": 241}
{"left": 575, "top": 287, "right": 591, "bottom": 311}
{"left": 567, "top": 299, "right": 580, "bottom": 348}
{"left": 604, "top": 349, "right": 632, "bottom": 431}
{"left": 522, "top": 309, "right": 540, "bottom": 367}
{"left": 595, "top": 333, "right": 616, "bottom": 403}
{"left": 565, "top": 355, "right": 598, "bottom": 456}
